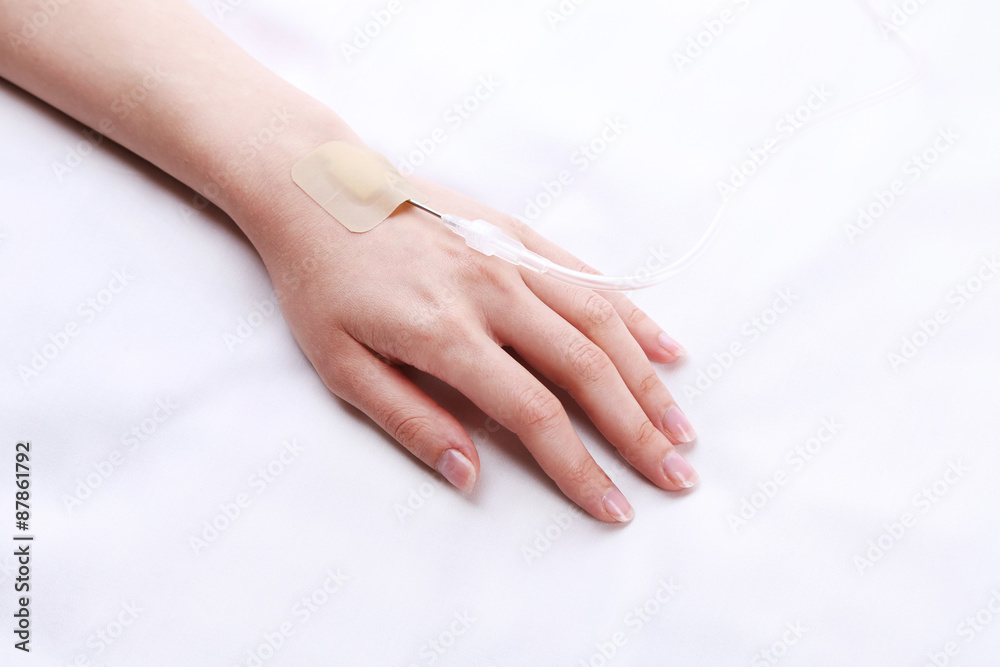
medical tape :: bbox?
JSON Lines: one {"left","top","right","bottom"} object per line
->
{"left": 291, "top": 141, "right": 427, "bottom": 232}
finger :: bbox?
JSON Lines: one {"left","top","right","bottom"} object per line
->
{"left": 520, "top": 272, "right": 697, "bottom": 445}
{"left": 490, "top": 290, "right": 698, "bottom": 491}
{"left": 406, "top": 326, "right": 635, "bottom": 523}
{"left": 603, "top": 291, "right": 687, "bottom": 362}
{"left": 509, "top": 216, "right": 687, "bottom": 363}
{"left": 315, "top": 332, "right": 479, "bottom": 493}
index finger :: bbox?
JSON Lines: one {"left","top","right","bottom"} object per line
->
{"left": 412, "top": 330, "right": 636, "bottom": 523}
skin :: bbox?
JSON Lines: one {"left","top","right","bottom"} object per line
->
{"left": 1, "top": 0, "right": 698, "bottom": 522}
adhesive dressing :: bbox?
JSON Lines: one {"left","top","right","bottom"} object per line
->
{"left": 291, "top": 141, "right": 427, "bottom": 232}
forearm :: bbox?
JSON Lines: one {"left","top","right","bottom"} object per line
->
{"left": 0, "top": 0, "right": 356, "bottom": 250}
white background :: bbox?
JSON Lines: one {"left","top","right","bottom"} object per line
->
{"left": 3, "top": 0, "right": 1000, "bottom": 665}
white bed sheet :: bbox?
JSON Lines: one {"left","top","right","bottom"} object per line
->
{"left": 4, "top": 1, "right": 1000, "bottom": 665}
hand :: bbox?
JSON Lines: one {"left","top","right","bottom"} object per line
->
{"left": 0, "top": 0, "right": 696, "bottom": 523}
{"left": 253, "top": 176, "right": 699, "bottom": 523}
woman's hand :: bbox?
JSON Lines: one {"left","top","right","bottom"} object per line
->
{"left": 0, "top": 0, "right": 697, "bottom": 523}
{"left": 253, "top": 177, "right": 699, "bottom": 523}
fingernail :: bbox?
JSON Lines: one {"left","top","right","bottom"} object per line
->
{"left": 602, "top": 487, "right": 635, "bottom": 523}
{"left": 662, "top": 450, "right": 699, "bottom": 489}
{"left": 437, "top": 449, "right": 477, "bottom": 494}
{"left": 657, "top": 332, "right": 686, "bottom": 358}
{"left": 662, "top": 405, "right": 697, "bottom": 443}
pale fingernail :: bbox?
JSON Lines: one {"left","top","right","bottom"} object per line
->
{"left": 657, "top": 332, "right": 686, "bottom": 358}
{"left": 436, "top": 449, "right": 477, "bottom": 494}
{"left": 602, "top": 487, "right": 635, "bottom": 523}
{"left": 662, "top": 450, "right": 699, "bottom": 489}
{"left": 662, "top": 405, "right": 697, "bottom": 443}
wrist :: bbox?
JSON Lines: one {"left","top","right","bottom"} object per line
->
{"left": 186, "top": 95, "right": 362, "bottom": 257}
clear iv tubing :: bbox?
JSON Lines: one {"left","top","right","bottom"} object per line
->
{"left": 417, "top": 0, "right": 925, "bottom": 291}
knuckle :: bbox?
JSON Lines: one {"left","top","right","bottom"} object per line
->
{"left": 416, "top": 308, "right": 462, "bottom": 340}
{"left": 515, "top": 387, "right": 563, "bottom": 432}
{"left": 581, "top": 293, "right": 616, "bottom": 328}
{"left": 382, "top": 406, "right": 434, "bottom": 449}
{"left": 307, "top": 341, "right": 352, "bottom": 393}
{"left": 561, "top": 458, "right": 598, "bottom": 489}
{"left": 635, "top": 419, "right": 662, "bottom": 449}
{"left": 626, "top": 305, "right": 648, "bottom": 328}
{"left": 637, "top": 371, "right": 663, "bottom": 398}
{"left": 381, "top": 326, "right": 422, "bottom": 361}
{"left": 566, "top": 337, "right": 612, "bottom": 382}
{"left": 391, "top": 301, "right": 467, "bottom": 356}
